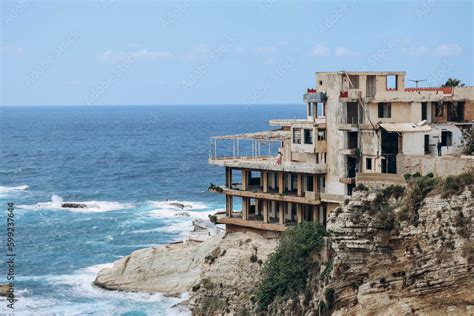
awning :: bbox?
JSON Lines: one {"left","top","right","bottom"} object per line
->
{"left": 379, "top": 123, "right": 431, "bottom": 133}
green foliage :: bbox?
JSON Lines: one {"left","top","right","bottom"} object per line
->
{"left": 325, "top": 288, "right": 335, "bottom": 310}
{"left": 354, "top": 183, "right": 368, "bottom": 191}
{"left": 250, "top": 254, "right": 258, "bottom": 263}
{"left": 382, "top": 185, "right": 405, "bottom": 200}
{"left": 192, "top": 283, "right": 201, "bottom": 292}
{"left": 441, "top": 171, "right": 474, "bottom": 198}
{"left": 403, "top": 174, "right": 438, "bottom": 225}
{"left": 208, "top": 214, "right": 218, "bottom": 224}
{"left": 255, "top": 222, "right": 326, "bottom": 310}
{"left": 442, "top": 77, "right": 465, "bottom": 87}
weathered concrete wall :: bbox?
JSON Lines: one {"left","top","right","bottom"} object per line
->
{"left": 397, "top": 154, "right": 474, "bottom": 176}
{"left": 401, "top": 132, "right": 425, "bottom": 155}
{"left": 366, "top": 101, "right": 421, "bottom": 124}
{"left": 464, "top": 100, "right": 474, "bottom": 121}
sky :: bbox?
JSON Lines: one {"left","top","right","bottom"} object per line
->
{"left": 0, "top": 0, "right": 473, "bottom": 106}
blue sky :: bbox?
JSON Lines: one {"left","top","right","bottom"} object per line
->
{"left": 1, "top": 0, "right": 472, "bottom": 106}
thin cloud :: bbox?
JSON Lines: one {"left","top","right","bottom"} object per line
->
{"left": 98, "top": 49, "right": 174, "bottom": 63}
{"left": 334, "top": 47, "right": 358, "bottom": 57}
{"left": 310, "top": 45, "right": 331, "bottom": 57}
{"left": 183, "top": 44, "right": 211, "bottom": 61}
{"left": 0, "top": 46, "right": 24, "bottom": 56}
{"left": 402, "top": 43, "right": 463, "bottom": 57}
{"left": 253, "top": 46, "right": 278, "bottom": 55}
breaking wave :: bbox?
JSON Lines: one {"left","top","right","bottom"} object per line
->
{"left": 17, "top": 194, "right": 133, "bottom": 213}
{"left": 0, "top": 184, "right": 29, "bottom": 194}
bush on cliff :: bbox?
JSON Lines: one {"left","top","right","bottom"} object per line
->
{"left": 255, "top": 222, "right": 326, "bottom": 310}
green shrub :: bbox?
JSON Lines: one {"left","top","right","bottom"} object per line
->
{"left": 325, "top": 288, "right": 335, "bottom": 310}
{"left": 382, "top": 185, "right": 405, "bottom": 200}
{"left": 354, "top": 183, "right": 368, "bottom": 191}
{"left": 208, "top": 214, "right": 218, "bottom": 224}
{"left": 441, "top": 171, "right": 474, "bottom": 198}
{"left": 192, "top": 284, "right": 201, "bottom": 292}
{"left": 256, "top": 222, "right": 326, "bottom": 310}
{"left": 250, "top": 254, "right": 258, "bottom": 263}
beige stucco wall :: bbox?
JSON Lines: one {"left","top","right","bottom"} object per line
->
{"left": 365, "top": 101, "right": 422, "bottom": 124}
{"left": 397, "top": 154, "right": 474, "bottom": 177}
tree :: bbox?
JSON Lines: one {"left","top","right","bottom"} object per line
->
{"left": 442, "top": 78, "right": 465, "bottom": 87}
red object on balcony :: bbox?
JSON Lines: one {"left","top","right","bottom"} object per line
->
{"left": 307, "top": 88, "right": 316, "bottom": 93}
{"left": 340, "top": 91, "right": 348, "bottom": 98}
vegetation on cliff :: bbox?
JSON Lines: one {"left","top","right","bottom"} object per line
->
{"left": 255, "top": 222, "right": 326, "bottom": 310}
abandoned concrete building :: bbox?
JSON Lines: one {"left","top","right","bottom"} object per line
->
{"left": 209, "top": 71, "right": 474, "bottom": 236}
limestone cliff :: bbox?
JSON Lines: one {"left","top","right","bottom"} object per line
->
{"left": 268, "top": 180, "right": 473, "bottom": 315}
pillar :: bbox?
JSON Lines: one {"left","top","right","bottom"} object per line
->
{"left": 226, "top": 195, "right": 233, "bottom": 217}
{"left": 313, "top": 175, "right": 318, "bottom": 193}
{"left": 242, "top": 197, "right": 249, "bottom": 220}
{"left": 242, "top": 169, "right": 248, "bottom": 191}
{"left": 279, "top": 202, "right": 285, "bottom": 225}
{"left": 263, "top": 200, "right": 269, "bottom": 223}
{"left": 262, "top": 171, "right": 269, "bottom": 193}
{"left": 297, "top": 204, "right": 302, "bottom": 223}
{"left": 255, "top": 199, "right": 260, "bottom": 217}
{"left": 297, "top": 174, "right": 303, "bottom": 197}
{"left": 312, "top": 205, "right": 319, "bottom": 222}
{"left": 278, "top": 172, "right": 284, "bottom": 194}
{"left": 225, "top": 167, "right": 232, "bottom": 187}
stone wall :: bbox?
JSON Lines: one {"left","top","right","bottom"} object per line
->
{"left": 397, "top": 154, "right": 474, "bottom": 176}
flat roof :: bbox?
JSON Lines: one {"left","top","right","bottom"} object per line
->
{"left": 212, "top": 130, "right": 290, "bottom": 141}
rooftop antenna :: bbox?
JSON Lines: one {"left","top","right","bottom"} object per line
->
{"left": 408, "top": 79, "right": 427, "bottom": 88}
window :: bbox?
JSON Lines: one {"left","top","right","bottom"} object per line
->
{"left": 386, "top": 75, "right": 397, "bottom": 90}
{"left": 292, "top": 128, "right": 301, "bottom": 144}
{"left": 441, "top": 131, "right": 452, "bottom": 146}
{"left": 317, "top": 102, "right": 325, "bottom": 117}
{"left": 366, "top": 158, "right": 372, "bottom": 170}
{"left": 319, "top": 80, "right": 323, "bottom": 85}
{"left": 378, "top": 103, "right": 391, "bottom": 118}
{"left": 348, "top": 75, "right": 359, "bottom": 89}
{"left": 435, "top": 102, "right": 444, "bottom": 117}
{"left": 303, "top": 129, "right": 313, "bottom": 144}
{"left": 317, "top": 129, "right": 326, "bottom": 141}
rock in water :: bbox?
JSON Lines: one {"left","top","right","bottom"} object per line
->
{"left": 169, "top": 202, "right": 185, "bottom": 209}
{"left": 0, "top": 284, "right": 10, "bottom": 297}
{"left": 61, "top": 203, "right": 87, "bottom": 208}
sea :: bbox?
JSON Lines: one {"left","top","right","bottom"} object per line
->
{"left": 0, "top": 104, "right": 303, "bottom": 315}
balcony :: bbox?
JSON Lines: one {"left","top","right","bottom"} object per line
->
{"left": 209, "top": 184, "right": 321, "bottom": 205}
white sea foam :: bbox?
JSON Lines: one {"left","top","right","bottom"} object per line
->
{"left": 14, "top": 264, "right": 190, "bottom": 315}
{"left": 17, "top": 194, "right": 133, "bottom": 213}
{"left": 0, "top": 184, "right": 29, "bottom": 194}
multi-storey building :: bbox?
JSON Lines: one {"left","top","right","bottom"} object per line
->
{"left": 209, "top": 71, "right": 474, "bottom": 237}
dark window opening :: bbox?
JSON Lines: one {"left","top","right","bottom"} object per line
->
{"left": 367, "top": 75, "right": 376, "bottom": 97}
{"left": 348, "top": 131, "right": 358, "bottom": 149}
{"left": 378, "top": 102, "right": 392, "bottom": 118}
{"left": 381, "top": 130, "right": 398, "bottom": 174}
{"left": 366, "top": 158, "right": 372, "bottom": 170}
{"left": 347, "top": 102, "right": 359, "bottom": 124}
{"left": 292, "top": 129, "right": 301, "bottom": 144}
{"left": 447, "top": 102, "right": 464, "bottom": 122}
{"left": 441, "top": 131, "right": 452, "bottom": 147}
{"left": 421, "top": 102, "right": 428, "bottom": 121}
{"left": 434, "top": 102, "right": 444, "bottom": 117}
{"left": 348, "top": 75, "right": 359, "bottom": 89}
{"left": 306, "top": 175, "right": 314, "bottom": 191}
{"left": 304, "top": 129, "right": 313, "bottom": 144}
{"left": 424, "top": 135, "right": 430, "bottom": 154}
{"left": 249, "top": 171, "right": 261, "bottom": 186}
{"left": 319, "top": 80, "right": 323, "bottom": 85}
{"left": 347, "top": 156, "right": 358, "bottom": 178}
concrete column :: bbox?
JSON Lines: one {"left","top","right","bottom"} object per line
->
{"left": 226, "top": 195, "right": 233, "bottom": 217}
{"left": 242, "top": 169, "right": 248, "bottom": 191}
{"left": 278, "top": 172, "right": 284, "bottom": 194}
{"left": 279, "top": 202, "right": 285, "bottom": 225}
{"left": 312, "top": 205, "right": 319, "bottom": 222}
{"left": 297, "top": 204, "right": 302, "bottom": 223}
{"left": 255, "top": 199, "right": 260, "bottom": 217}
{"left": 263, "top": 200, "right": 269, "bottom": 223}
{"left": 297, "top": 174, "right": 303, "bottom": 197}
{"left": 225, "top": 167, "right": 232, "bottom": 187}
{"left": 313, "top": 175, "right": 318, "bottom": 193}
{"left": 242, "top": 197, "right": 249, "bottom": 220}
{"left": 262, "top": 171, "right": 268, "bottom": 193}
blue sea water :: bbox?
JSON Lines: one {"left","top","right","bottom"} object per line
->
{"left": 0, "top": 105, "right": 303, "bottom": 315}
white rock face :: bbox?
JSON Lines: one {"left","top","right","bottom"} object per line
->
{"left": 94, "top": 234, "right": 224, "bottom": 296}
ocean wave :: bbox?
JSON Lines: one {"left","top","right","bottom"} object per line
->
{"left": 0, "top": 184, "right": 29, "bottom": 194}
{"left": 14, "top": 264, "right": 190, "bottom": 315}
{"left": 17, "top": 194, "right": 133, "bottom": 213}
{"left": 147, "top": 200, "right": 219, "bottom": 221}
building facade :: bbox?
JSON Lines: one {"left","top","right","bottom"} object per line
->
{"left": 209, "top": 71, "right": 474, "bottom": 237}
